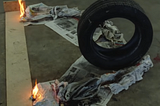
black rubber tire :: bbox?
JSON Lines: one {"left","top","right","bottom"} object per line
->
{"left": 77, "top": 0, "right": 153, "bottom": 70}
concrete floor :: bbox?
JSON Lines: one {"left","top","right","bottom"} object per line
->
{"left": 0, "top": 0, "right": 160, "bottom": 106}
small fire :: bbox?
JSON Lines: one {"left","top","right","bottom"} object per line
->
{"left": 32, "top": 79, "right": 38, "bottom": 99}
{"left": 18, "top": 0, "right": 25, "bottom": 17}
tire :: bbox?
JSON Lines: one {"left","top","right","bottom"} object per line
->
{"left": 77, "top": 0, "right": 153, "bottom": 70}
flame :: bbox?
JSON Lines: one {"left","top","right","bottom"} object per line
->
{"left": 18, "top": 0, "right": 25, "bottom": 17}
{"left": 32, "top": 79, "right": 38, "bottom": 99}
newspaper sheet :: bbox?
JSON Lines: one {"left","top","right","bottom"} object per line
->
{"left": 45, "top": 18, "right": 79, "bottom": 46}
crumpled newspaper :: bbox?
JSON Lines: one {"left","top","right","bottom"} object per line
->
{"left": 59, "top": 55, "right": 153, "bottom": 104}
{"left": 94, "top": 20, "right": 127, "bottom": 48}
{"left": 60, "top": 77, "right": 101, "bottom": 101}
{"left": 32, "top": 55, "right": 153, "bottom": 106}
{"left": 100, "top": 55, "right": 153, "bottom": 94}
{"left": 21, "top": 3, "right": 82, "bottom": 22}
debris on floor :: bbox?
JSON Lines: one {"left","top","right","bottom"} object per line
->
{"left": 21, "top": 3, "right": 82, "bottom": 25}
{"left": 31, "top": 55, "right": 153, "bottom": 106}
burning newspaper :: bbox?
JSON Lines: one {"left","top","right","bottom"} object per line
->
{"left": 32, "top": 55, "right": 153, "bottom": 106}
{"left": 20, "top": 3, "right": 82, "bottom": 25}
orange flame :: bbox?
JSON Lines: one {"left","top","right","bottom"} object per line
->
{"left": 18, "top": 0, "right": 25, "bottom": 17}
{"left": 32, "top": 79, "right": 38, "bottom": 99}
